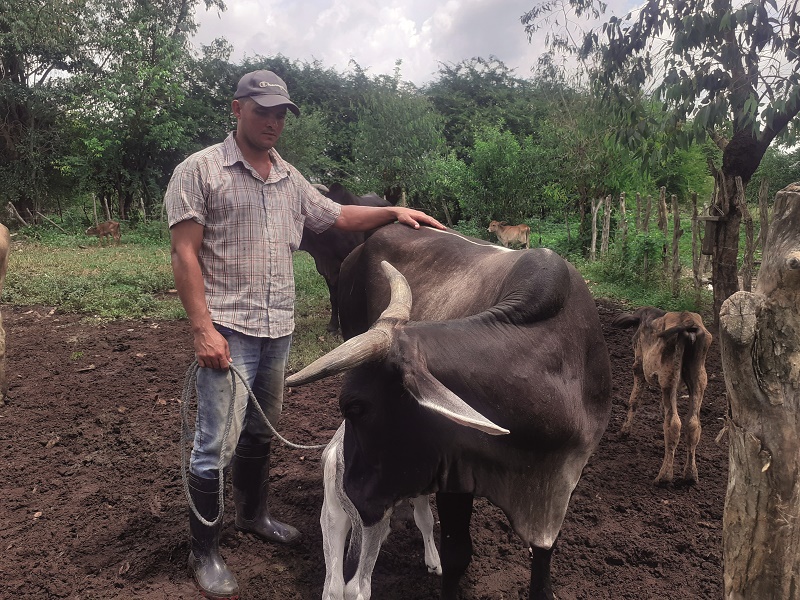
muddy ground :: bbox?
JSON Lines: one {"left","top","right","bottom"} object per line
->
{"left": 0, "top": 300, "right": 727, "bottom": 599}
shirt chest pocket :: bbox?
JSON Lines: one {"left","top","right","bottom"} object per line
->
{"left": 267, "top": 203, "right": 305, "bottom": 251}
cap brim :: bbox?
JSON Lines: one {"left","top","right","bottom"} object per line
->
{"left": 250, "top": 94, "right": 300, "bottom": 116}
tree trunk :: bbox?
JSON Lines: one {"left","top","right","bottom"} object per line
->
{"left": 719, "top": 182, "right": 800, "bottom": 600}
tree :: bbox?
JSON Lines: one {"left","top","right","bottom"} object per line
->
{"left": 423, "top": 57, "right": 549, "bottom": 156}
{"left": 0, "top": 0, "right": 94, "bottom": 215}
{"left": 348, "top": 71, "right": 446, "bottom": 203}
{"left": 523, "top": 0, "right": 800, "bottom": 321}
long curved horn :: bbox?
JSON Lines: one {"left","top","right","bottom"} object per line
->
{"left": 285, "top": 261, "right": 413, "bottom": 387}
{"left": 377, "top": 261, "right": 412, "bottom": 321}
{"left": 286, "top": 329, "right": 390, "bottom": 386}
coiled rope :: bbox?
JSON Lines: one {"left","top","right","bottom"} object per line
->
{"left": 180, "top": 360, "right": 327, "bottom": 526}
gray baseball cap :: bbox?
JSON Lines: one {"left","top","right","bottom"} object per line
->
{"left": 234, "top": 70, "right": 300, "bottom": 116}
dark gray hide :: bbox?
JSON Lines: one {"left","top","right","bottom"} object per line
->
{"left": 299, "top": 183, "right": 390, "bottom": 332}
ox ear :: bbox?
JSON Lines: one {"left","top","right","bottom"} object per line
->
{"left": 403, "top": 368, "right": 510, "bottom": 436}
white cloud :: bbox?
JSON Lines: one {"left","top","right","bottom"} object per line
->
{"left": 192, "top": 0, "right": 636, "bottom": 86}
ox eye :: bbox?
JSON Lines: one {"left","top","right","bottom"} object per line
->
{"left": 343, "top": 401, "right": 367, "bottom": 420}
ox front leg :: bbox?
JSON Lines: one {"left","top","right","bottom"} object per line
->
{"left": 436, "top": 492, "right": 473, "bottom": 600}
{"left": 528, "top": 544, "right": 555, "bottom": 600}
{"left": 411, "top": 495, "right": 442, "bottom": 575}
{"left": 321, "top": 431, "right": 351, "bottom": 599}
{"left": 655, "top": 388, "right": 681, "bottom": 485}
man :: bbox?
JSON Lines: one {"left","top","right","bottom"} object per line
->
{"left": 165, "top": 69, "right": 444, "bottom": 599}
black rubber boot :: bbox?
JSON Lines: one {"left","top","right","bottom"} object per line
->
{"left": 188, "top": 472, "right": 240, "bottom": 599}
{"left": 232, "top": 442, "right": 301, "bottom": 544}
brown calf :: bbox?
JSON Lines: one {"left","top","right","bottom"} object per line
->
{"left": 487, "top": 220, "right": 530, "bottom": 249}
{"left": 0, "top": 223, "right": 9, "bottom": 403}
{"left": 86, "top": 220, "right": 121, "bottom": 246}
{"left": 612, "top": 306, "right": 712, "bottom": 484}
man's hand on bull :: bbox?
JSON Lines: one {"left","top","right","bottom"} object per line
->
{"left": 194, "top": 327, "right": 233, "bottom": 370}
{"left": 393, "top": 207, "right": 446, "bottom": 230}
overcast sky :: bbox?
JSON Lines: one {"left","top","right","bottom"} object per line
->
{"left": 192, "top": 0, "right": 636, "bottom": 87}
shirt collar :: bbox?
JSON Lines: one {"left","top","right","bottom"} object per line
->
{"left": 222, "top": 132, "right": 291, "bottom": 179}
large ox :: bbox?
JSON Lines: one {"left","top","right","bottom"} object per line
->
{"left": 612, "top": 307, "right": 712, "bottom": 485}
{"left": 287, "top": 224, "right": 612, "bottom": 600}
{"left": 488, "top": 220, "right": 530, "bottom": 248}
{"left": 300, "top": 183, "right": 391, "bottom": 332}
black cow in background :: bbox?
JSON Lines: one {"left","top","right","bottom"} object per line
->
{"left": 300, "top": 183, "right": 391, "bottom": 332}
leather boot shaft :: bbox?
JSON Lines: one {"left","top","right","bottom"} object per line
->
{"left": 232, "top": 442, "right": 301, "bottom": 544}
{"left": 188, "top": 472, "right": 239, "bottom": 599}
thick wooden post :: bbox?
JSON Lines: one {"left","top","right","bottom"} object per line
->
{"left": 719, "top": 182, "right": 800, "bottom": 600}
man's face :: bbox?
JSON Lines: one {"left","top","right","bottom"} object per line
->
{"left": 232, "top": 99, "right": 288, "bottom": 152}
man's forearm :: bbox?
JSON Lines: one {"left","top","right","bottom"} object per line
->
{"left": 171, "top": 252, "right": 214, "bottom": 334}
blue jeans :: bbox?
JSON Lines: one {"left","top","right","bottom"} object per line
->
{"left": 190, "top": 326, "right": 292, "bottom": 479}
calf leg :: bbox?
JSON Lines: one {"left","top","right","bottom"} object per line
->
{"left": 655, "top": 385, "right": 681, "bottom": 485}
{"left": 619, "top": 366, "right": 645, "bottom": 437}
{"left": 436, "top": 492, "right": 473, "bottom": 600}
{"left": 411, "top": 495, "right": 442, "bottom": 575}
{"left": 682, "top": 374, "right": 707, "bottom": 483}
{"left": 528, "top": 544, "right": 555, "bottom": 600}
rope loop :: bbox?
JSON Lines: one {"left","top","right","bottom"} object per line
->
{"left": 180, "top": 360, "right": 327, "bottom": 527}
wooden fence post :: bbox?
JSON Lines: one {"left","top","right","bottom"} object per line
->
{"left": 659, "top": 186, "right": 669, "bottom": 276}
{"left": 644, "top": 194, "right": 652, "bottom": 234}
{"left": 619, "top": 192, "right": 628, "bottom": 244}
{"left": 635, "top": 192, "right": 642, "bottom": 232}
{"left": 590, "top": 198, "right": 601, "bottom": 261}
{"left": 601, "top": 194, "right": 611, "bottom": 258}
{"left": 737, "top": 177, "right": 755, "bottom": 292}
{"left": 692, "top": 192, "right": 702, "bottom": 302}
{"left": 671, "top": 194, "right": 682, "bottom": 296}
{"left": 719, "top": 182, "right": 800, "bottom": 600}
{"left": 758, "top": 178, "right": 770, "bottom": 254}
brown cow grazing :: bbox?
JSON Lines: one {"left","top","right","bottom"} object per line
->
{"left": 612, "top": 306, "right": 712, "bottom": 485}
{"left": 0, "top": 223, "right": 9, "bottom": 404}
{"left": 487, "top": 220, "right": 530, "bottom": 249}
{"left": 86, "top": 220, "right": 121, "bottom": 246}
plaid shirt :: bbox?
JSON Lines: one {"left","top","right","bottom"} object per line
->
{"left": 165, "top": 132, "right": 341, "bottom": 337}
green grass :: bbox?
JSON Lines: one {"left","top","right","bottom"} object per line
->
{"left": 3, "top": 214, "right": 734, "bottom": 370}
{"left": 3, "top": 240, "right": 182, "bottom": 319}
